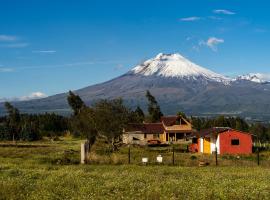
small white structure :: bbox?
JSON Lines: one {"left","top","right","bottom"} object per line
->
{"left": 156, "top": 155, "right": 163, "bottom": 163}
{"left": 142, "top": 157, "right": 148, "bottom": 164}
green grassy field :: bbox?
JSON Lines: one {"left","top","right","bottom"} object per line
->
{"left": 0, "top": 137, "right": 270, "bottom": 200}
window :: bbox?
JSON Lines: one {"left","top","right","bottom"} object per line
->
{"left": 192, "top": 138, "right": 198, "bottom": 144}
{"left": 231, "top": 139, "right": 240, "bottom": 145}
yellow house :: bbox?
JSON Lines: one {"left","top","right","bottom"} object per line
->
{"left": 123, "top": 115, "right": 193, "bottom": 145}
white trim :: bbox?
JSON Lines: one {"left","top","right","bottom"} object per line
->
{"left": 200, "top": 138, "right": 204, "bottom": 153}
{"left": 216, "top": 135, "right": 220, "bottom": 154}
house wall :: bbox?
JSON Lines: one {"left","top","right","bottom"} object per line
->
{"left": 160, "top": 132, "right": 166, "bottom": 142}
{"left": 210, "top": 136, "right": 216, "bottom": 153}
{"left": 219, "top": 130, "right": 252, "bottom": 155}
{"left": 122, "top": 132, "right": 146, "bottom": 145}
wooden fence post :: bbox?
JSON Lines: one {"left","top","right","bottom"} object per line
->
{"left": 215, "top": 147, "right": 218, "bottom": 166}
{"left": 257, "top": 147, "right": 260, "bottom": 166}
{"left": 172, "top": 146, "right": 175, "bottom": 165}
{"left": 128, "top": 145, "right": 131, "bottom": 164}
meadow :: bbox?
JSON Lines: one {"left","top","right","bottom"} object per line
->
{"left": 0, "top": 137, "right": 270, "bottom": 200}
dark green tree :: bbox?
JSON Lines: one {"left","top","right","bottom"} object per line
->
{"left": 67, "top": 91, "right": 85, "bottom": 115}
{"left": 133, "top": 106, "right": 145, "bottom": 123}
{"left": 145, "top": 90, "right": 163, "bottom": 122}
{"left": 94, "top": 99, "right": 130, "bottom": 151}
{"left": 4, "top": 102, "right": 21, "bottom": 143}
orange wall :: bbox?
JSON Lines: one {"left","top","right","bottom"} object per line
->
{"left": 219, "top": 130, "right": 252, "bottom": 155}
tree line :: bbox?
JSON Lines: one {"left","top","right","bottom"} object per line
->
{"left": 0, "top": 102, "right": 68, "bottom": 142}
{"left": 1, "top": 90, "right": 270, "bottom": 144}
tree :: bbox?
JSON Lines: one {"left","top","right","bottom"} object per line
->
{"left": 94, "top": 99, "right": 130, "bottom": 151}
{"left": 70, "top": 107, "right": 97, "bottom": 149}
{"left": 67, "top": 91, "right": 85, "bottom": 115}
{"left": 132, "top": 106, "right": 145, "bottom": 123}
{"left": 145, "top": 90, "right": 163, "bottom": 122}
{"left": 4, "top": 102, "right": 21, "bottom": 143}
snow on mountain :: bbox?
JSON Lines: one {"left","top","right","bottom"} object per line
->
{"left": 237, "top": 73, "right": 270, "bottom": 83}
{"left": 130, "top": 53, "right": 231, "bottom": 84}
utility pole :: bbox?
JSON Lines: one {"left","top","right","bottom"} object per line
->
{"left": 257, "top": 135, "right": 260, "bottom": 166}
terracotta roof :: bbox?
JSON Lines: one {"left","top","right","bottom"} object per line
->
{"left": 125, "top": 123, "right": 164, "bottom": 134}
{"left": 161, "top": 116, "right": 179, "bottom": 126}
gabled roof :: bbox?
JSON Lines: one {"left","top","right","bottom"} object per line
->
{"left": 161, "top": 116, "right": 179, "bottom": 126}
{"left": 161, "top": 115, "right": 190, "bottom": 126}
{"left": 125, "top": 123, "right": 164, "bottom": 134}
{"left": 192, "top": 127, "right": 255, "bottom": 138}
{"left": 192, "top": 127, "right": 231, "bottom": 137}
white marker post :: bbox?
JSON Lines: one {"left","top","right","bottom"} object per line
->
{"left": 81, "top": 142, "right": 86, "bottom": 164}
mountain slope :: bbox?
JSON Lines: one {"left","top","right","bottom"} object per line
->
{"left": 1, "top": 53, "right": 270, "bottom": 120}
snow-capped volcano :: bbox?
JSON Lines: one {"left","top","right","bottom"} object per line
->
{"left": 130, "top": 53, "right": 231, "bottom": 83}
{"left": 237, "top": 73, "right": 270, "bottom": 83}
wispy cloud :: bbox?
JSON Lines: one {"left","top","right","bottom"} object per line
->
{"left": 213, "top": 9, "right": 235, "bottom": 15}
{"left": 180, "top": 16, "right": 201, "bottom": 22}
{"left": 200, "top": 37, "right": 224, "bottom": 51}
{"left": 114, "top": 64, "right": 124, "bottom": 71}
{"left": 1, "top": 43, "right": 29, "bottom": 48}
{"left": 208, "top": 16, "right": 223, "bottom": 20}
{"left": 32, "top": 50, "right": 56, "bottom": 54}
{"left": 0, "top": 67, "right": 14, "bottom": 72}
{"left": 4, "top": 60, "right": 128, "bottom": 72}
{"left": 0, "top": 35, "right": 17, "bottom": 42}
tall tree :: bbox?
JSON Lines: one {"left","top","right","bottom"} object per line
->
{"left": 145, "top": 90, "right": 163, "bottom": 122}
{"left": 67, "top": 91, "right": 85, "bottom": 115}
{"left": 4, "top": 102, "right": 21, "bottom": 143}
{"left": 67, "top": 93, "right": 97, "bottom": 156}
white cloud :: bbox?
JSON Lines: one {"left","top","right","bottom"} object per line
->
{"left": 200, "top": 37, "right": 224, "bottom": 51}
{"left": 19, "top": 92, "right": 47, "bottom": 101}
{"left": 1, "top": 43, "right": 29, "bottom": 48}
{"left": 180, "top": 16, "right": 201, "bottom": 21}
{"left": 0, "top": 35, "right": 17, "bottom": 42}
{"left": 213, "top": 9, "right": 235, "bottom": 15}
{"left": 0, "top": 92, "right": 47, "bottom": 103}
{"left": 32, "top": 50, "right": 56, "bottom": 54}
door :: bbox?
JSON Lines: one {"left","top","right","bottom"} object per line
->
{"left": 203, "top": 137, "right": 211, "bottom": 154}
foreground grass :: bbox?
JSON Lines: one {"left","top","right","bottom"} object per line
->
{"left": 1, "top": 164, "right": 270, "bottom": 200}
{"left": 0, "top": 138, "right": 270, "bottom": 199}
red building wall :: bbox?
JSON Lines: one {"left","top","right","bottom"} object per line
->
{"left": 219, "top": 130, "right": 252, "bottom": 155}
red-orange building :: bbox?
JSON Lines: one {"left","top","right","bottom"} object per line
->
{"left": 189, "top": 128, "right": 253, "bottom": 155}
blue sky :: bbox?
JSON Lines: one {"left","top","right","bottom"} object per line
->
{"left": 1, "top": 0, "right": 270, "bottom": 99}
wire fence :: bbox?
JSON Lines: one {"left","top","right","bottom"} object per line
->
{"left": 87, "top": 144, "right": 270, "bottom": 167}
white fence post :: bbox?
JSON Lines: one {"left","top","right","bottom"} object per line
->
{"left": 81, "top": 142, "right": 86, "bottom": 164}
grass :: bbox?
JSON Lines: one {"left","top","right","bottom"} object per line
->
{"left": 0, "top": 137, "right": 270, "bottom": 199}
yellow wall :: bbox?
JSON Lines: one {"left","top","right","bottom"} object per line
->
{"left": 203, "top": 137, "right": 211, "bottom": 154}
